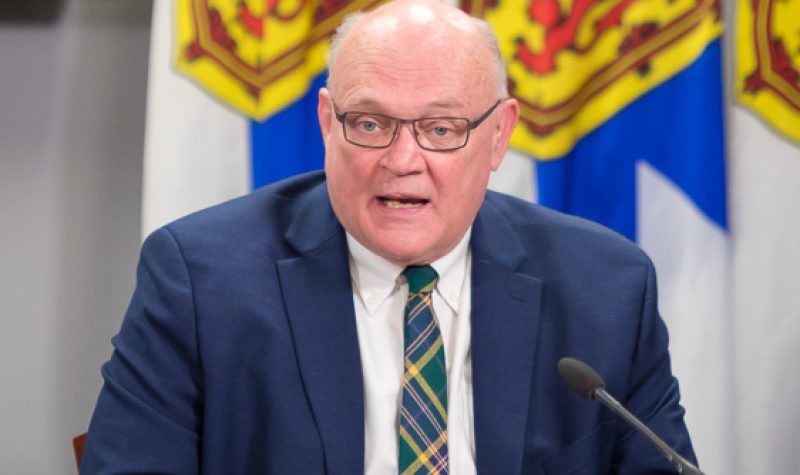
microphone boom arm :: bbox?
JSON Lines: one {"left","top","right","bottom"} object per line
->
{"left": 592, "top": 387, "right": 704, "bottom": 475}
{"left": 557, "top": 357, "right": 704, "bottom": 475}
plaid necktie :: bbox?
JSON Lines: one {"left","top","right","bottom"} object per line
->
{"left": 399, "top": 265, "right": 448, "bottom": 475}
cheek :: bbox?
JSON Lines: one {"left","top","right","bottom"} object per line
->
{"left": 326, "top": 144, "right": 353, "bottom": 178}
{"left": 439, "top": 159, "right": 491, "bottom": 199}
{"left": 327, "top": 147, "right": 374, "bottom": 198}
{"left": 326, "top": 151, "right": 354, "bottom": 208}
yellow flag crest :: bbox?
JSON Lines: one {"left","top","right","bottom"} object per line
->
{"left": 175, "top": 0, "right": 386, "bottom": 121}
{"left": 464, "top": 0, "right": 723, "bottom": 158}
{"left": 736, "top": 0, "right": 800, "bottom": 143}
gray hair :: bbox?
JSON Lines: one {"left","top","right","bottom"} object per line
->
{"left": 325, "top": 10, "right": 508, "bottom": 98}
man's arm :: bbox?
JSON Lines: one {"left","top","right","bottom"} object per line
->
{"left": 81, "top": 228, "right": 202, "bottom": 474}
{"left": 611, "top": 263, "right": 697, "bottom": 474}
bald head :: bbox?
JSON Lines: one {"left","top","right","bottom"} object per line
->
{"left": 317, "top": 0, "right": 520, "bottom": 266}
{"left": 326, "top": 0, "right": 507, "bottom": 98}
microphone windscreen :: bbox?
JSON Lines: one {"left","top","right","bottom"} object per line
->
{"left": 558, "top": 357, "right": 606, "bottom": 400}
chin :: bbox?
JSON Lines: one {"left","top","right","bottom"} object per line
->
{"left": 361, "top": 226, "right": 447, "bottom": 265}
{"left": 382, "top": 248, "right": 428, "bottom": 266}
{"left": 374, "top": 240, "right": 440, "bottom": 266}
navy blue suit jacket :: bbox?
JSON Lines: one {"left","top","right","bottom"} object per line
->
{"left": 82, "top": 171, "right": 695, "bottom": 474}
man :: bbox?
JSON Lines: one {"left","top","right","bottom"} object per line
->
{"left": 82, "top": 0, "right": 697, "bottom": 473}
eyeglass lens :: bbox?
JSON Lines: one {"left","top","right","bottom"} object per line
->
{"left": 342, "top": 113, "right": 470, "bottom": 150}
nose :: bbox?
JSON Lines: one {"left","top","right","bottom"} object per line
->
{"left": 381, "top": 123, "right": 426, "bottom": 175}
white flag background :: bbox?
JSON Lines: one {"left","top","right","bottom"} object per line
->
{"left": 143, "top": 0, "right": 800, "bottom": 473}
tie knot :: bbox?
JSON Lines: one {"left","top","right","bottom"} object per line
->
{"left": 403, "top": 265, "right": 438, "bottom": 293}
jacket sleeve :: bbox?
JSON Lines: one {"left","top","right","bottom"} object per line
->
{"left": 81, "top": 227, "right": 202, "bottom": 475}
{"left": 612, "top": 262, "right": 698, "bottom": 474}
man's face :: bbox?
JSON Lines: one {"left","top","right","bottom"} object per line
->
{"left": 319, "top": 11, "right": 518, "bottom": 266}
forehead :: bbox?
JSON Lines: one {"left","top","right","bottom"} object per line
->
{"left": 330, "top": 10, "right": 496, "bottom": 112}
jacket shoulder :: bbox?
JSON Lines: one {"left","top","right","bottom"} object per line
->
{"left": 146, "top": 171, "right": 329, "bottom": 259}
{"left": 160, "top": 171, "right": 326, "bottom": 240}
{"left": 483, "top": 190, "right": 651, "bottom": 268}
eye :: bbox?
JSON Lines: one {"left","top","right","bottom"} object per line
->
{"left": 433, "top": 126, "right": 452, "bottom": 137}
{"left": 418, "top": 119, "right": 466, "bottom": 139}
{"left": 359, "top": 120, "right": 378, "bottom": 132}
{"left": 348, "top": 114, "right": 391, "bottom": 134}
{"left": 421, "top": 121, "right": 452, "bottom": 135}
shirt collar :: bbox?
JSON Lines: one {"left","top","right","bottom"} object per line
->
{"left": 346, "top": 228, "right": 472, "bottom": 315}
{"left": 428, "top": 229, "right": 471, "bottom": 314}
{"left": 347, "top": 234, "right": 404, "bottom": 315}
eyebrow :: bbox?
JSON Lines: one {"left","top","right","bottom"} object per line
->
{"left": 343, "top": 98, "right": 467, "bottom": 115}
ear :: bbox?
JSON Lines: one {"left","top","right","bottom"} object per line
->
{"left": 318, "top": 87, "right": 334, "bottom": 143}
{"left": 490, "top": 98, "right": 520, "bottom": 171}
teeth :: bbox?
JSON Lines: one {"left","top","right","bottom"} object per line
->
{"left": 384, "top": 199, "right": 423, "bottom": 208}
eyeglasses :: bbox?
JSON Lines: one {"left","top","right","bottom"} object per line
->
{"left": 333, "top": 99, "right": 502, "bottom": 152}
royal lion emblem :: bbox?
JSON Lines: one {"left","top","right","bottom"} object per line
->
{"left": 462, "top": 0, "right": 723, "bottom": 158}
{"left": 176, "top": 0, "right": 387, "bottom": 120}
{"left": 736, "top": 0, "right": 800, "bottom": 143}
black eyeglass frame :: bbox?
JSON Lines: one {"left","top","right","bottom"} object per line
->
{"left": 332, "top": 99, "right": 503, "bottom": 152}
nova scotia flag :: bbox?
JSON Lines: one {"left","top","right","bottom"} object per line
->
{"left": 535, "top": 38, "right": 732, "bottom": 474}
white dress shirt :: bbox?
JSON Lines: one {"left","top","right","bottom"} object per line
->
{"left": 347, "top": 231, "right": 476, "bottom": 475}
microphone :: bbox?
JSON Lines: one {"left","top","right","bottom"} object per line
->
{"left": 557, "top": 357, "right": 704, "bottom": 475}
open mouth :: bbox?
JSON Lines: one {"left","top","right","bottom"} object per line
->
{"left": 378, "top": 197, "right": 429, "bottom": 208}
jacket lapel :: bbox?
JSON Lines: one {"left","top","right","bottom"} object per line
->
{"left": 276, "top": 185, "right": 543, "bottom": 473}
{"left": 470, "top": 199, "right": 543, "bottom": 474}
{"left": 277, "top": 184, "right": 364, "bottom": 474}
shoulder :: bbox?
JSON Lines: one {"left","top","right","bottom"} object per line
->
{"left": 145, "top": 171, "right": 329, "bottom": 259}
{"left": 171, "top": 171, "right": 326, "bottom": 232}
{"left": 162, "top": 171, "right": 325, "bottom": 237}
{"left": 480, "top": 190, "right": 652, "bottom": 271}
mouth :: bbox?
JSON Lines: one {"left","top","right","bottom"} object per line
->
{"left": 377, "top": 196, "right": 430, "bottom": 209}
